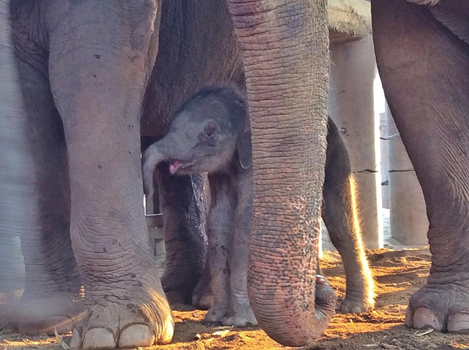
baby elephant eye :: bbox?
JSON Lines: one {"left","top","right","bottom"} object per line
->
{"left": 204, "top": 121, "right": 218, "bottom": 138}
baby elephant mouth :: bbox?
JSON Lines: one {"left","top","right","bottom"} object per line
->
{"left": 169, "top": 160, "right": 182, "bottom": 174}
{"left": 169, "top": 159, "right": 197, "bottom": 175}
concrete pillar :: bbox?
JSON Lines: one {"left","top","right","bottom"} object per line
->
{"left": 380, "top": 111, "right": 390, "bottom": 209}
{"left": 386, "top": 104, "right": 429, "bottom": 246}
{"left": 328, "top": 36, "right": 383, "bottom": 249}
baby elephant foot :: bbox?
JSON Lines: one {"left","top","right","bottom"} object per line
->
{"left": 222, "top": 305, "right": 258, "bottom": 327}
{"left": 70, "top": 298, "right": 173, "bottom": 349}
{"left": 192, "top": 290, "right": 213, "bottom": 310}
{"left": 405, "top": 283, "right": 469, "bottom": 333}
{"left": 204, "top": 304, "right": 229, "bottom": 323}
{"left": 192, "top": 275, "right": 213, "bottom": 310}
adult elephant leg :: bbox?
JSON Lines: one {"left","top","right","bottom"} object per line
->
{"left": 12, "top": 55, "right": 82, "bottom": 335}
{"left": 192, "top": 253, "right": 213, "bottom": 309}
{"left": 3, "top": 3, "right": 81, "bottom": 334}
{"left": 227, "top": 0, "right": 336, "bottom": 346}
{"left": 0, "top": 0, "right": 30, "bottom": 322}
{"left": 45, "top": 2, "right": 173, "bottom": 348}
{"left": 322, "top": 120, "right": 374, "bottom": 314}
{"left": 373, "top": 0, "right": 469, "bottom": 333}
{"left": 156, "top": 167, "right": 208, "bottom": 305}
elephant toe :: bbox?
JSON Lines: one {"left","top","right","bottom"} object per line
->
{"left": 448, "top": 312, "right": 469, "bottom": 333}
{"left": 119, "top": 324, "right": 156, "bottom": 348}
{"left": 408, "top": 307, "right": 443, "bottom": 331}
{"left": 405, "top": 284, "right": 469, "bottom": 333}
{"left": 82, "top": 328, "right": 116, "bottom": 350}
{"left": 72, "top": 296, "right": 173, "bottom": 349}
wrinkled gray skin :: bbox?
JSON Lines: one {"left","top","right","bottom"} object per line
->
{"left": 372, "top": 0, "right": 469, "bottom": 334}
{"left": 143, "top": 86, "right": 257, "bottom": 327}
{"left": 142, "top": 86, "right": 374, "bottom": 326}
{"left": 0, "top": 0, "right": 333, "bottom": 348}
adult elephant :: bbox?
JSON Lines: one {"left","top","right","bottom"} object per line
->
{"left": 372, "top": 0, "right": 469, "bottom": 333}
{"left": 0, "top": 0, "right": 333, "bottom": 349}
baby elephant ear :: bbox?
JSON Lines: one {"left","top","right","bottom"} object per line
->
{"left": 237, "top": 129, "right": 252, "bottom": 170}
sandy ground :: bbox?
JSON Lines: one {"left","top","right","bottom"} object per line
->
{"left": 2, "top": 246, "right": 469, "bottom": 350}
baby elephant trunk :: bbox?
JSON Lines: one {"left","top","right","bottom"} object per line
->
{"left": 142, "top": 136, "right": 177, "bottom": 197}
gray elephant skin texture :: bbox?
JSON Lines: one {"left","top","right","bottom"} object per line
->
{"left": 142, "top": 86, "right": 375, "bottom": 327}
{"left": 0, "top": 0, "right": 333, "bottom": 348}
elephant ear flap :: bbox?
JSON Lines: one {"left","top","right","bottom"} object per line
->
{"left": 237, "top": 129, "right": 252, "bottom": 170}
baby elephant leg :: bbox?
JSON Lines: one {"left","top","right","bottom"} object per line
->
{"left": 222, "top": 171, "right": 258, "bottom": 327}
{"left": 204, "top": 174, "right": 233, "bottom": 323}
{"left": 322, "top": 119, "right": 374, "bottom": 313}
{"left": 192, "top": 255, "right": 213, "bottom": 310}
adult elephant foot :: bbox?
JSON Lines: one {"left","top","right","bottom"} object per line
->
{"left": 70, "top": 295, "right": 174, "bottom": 349}
{"left": 405, "top": 283, "right": 469, "bottom": 333}
{"left": 12, "top": 293, "right": 84, "bottom": 335}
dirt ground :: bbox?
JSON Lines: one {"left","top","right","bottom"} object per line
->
{"left": 2, "top": 247, "right": 469, "bottom": 350}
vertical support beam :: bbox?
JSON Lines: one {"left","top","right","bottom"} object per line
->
{"left": 386, "top": 104, "right": 428, "bottom": 246}
{"left": 380, "top": 111, "right": 390, "bottom": 209}
{"left": 328, "top": 35, "right": 383, "bottom": 249}
{"left": 144, "top": 174, "right": 165, "bottom": 270}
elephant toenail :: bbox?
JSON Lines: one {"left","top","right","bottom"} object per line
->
{"left": 119, "top": 324, "right": 155, "bottom": 348}
{"left": 160, "top": 317, "right": 175, "bottom": 344}
{"left": 448, "top": 313, "right": 469, "bottom": 333}
{"left": 82, "top": 328, "right": 116, "bottom": 349}
{"left": 413, "top": 308, "right": 443, "bottom": 331}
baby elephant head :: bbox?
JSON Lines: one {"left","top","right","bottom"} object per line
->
{"left": 142, "top": 86, "right": 252, "bottom": 196}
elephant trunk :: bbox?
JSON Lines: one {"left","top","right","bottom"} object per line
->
{"left": 227, "top": 0, "right": 335, "bottom": 346}
{"left": 142, "top": 135, "right": 179, "bottom": 197}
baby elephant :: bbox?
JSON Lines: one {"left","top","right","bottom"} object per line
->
{"left": 142, "top": 86, "right": 374, "bottom": 327}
